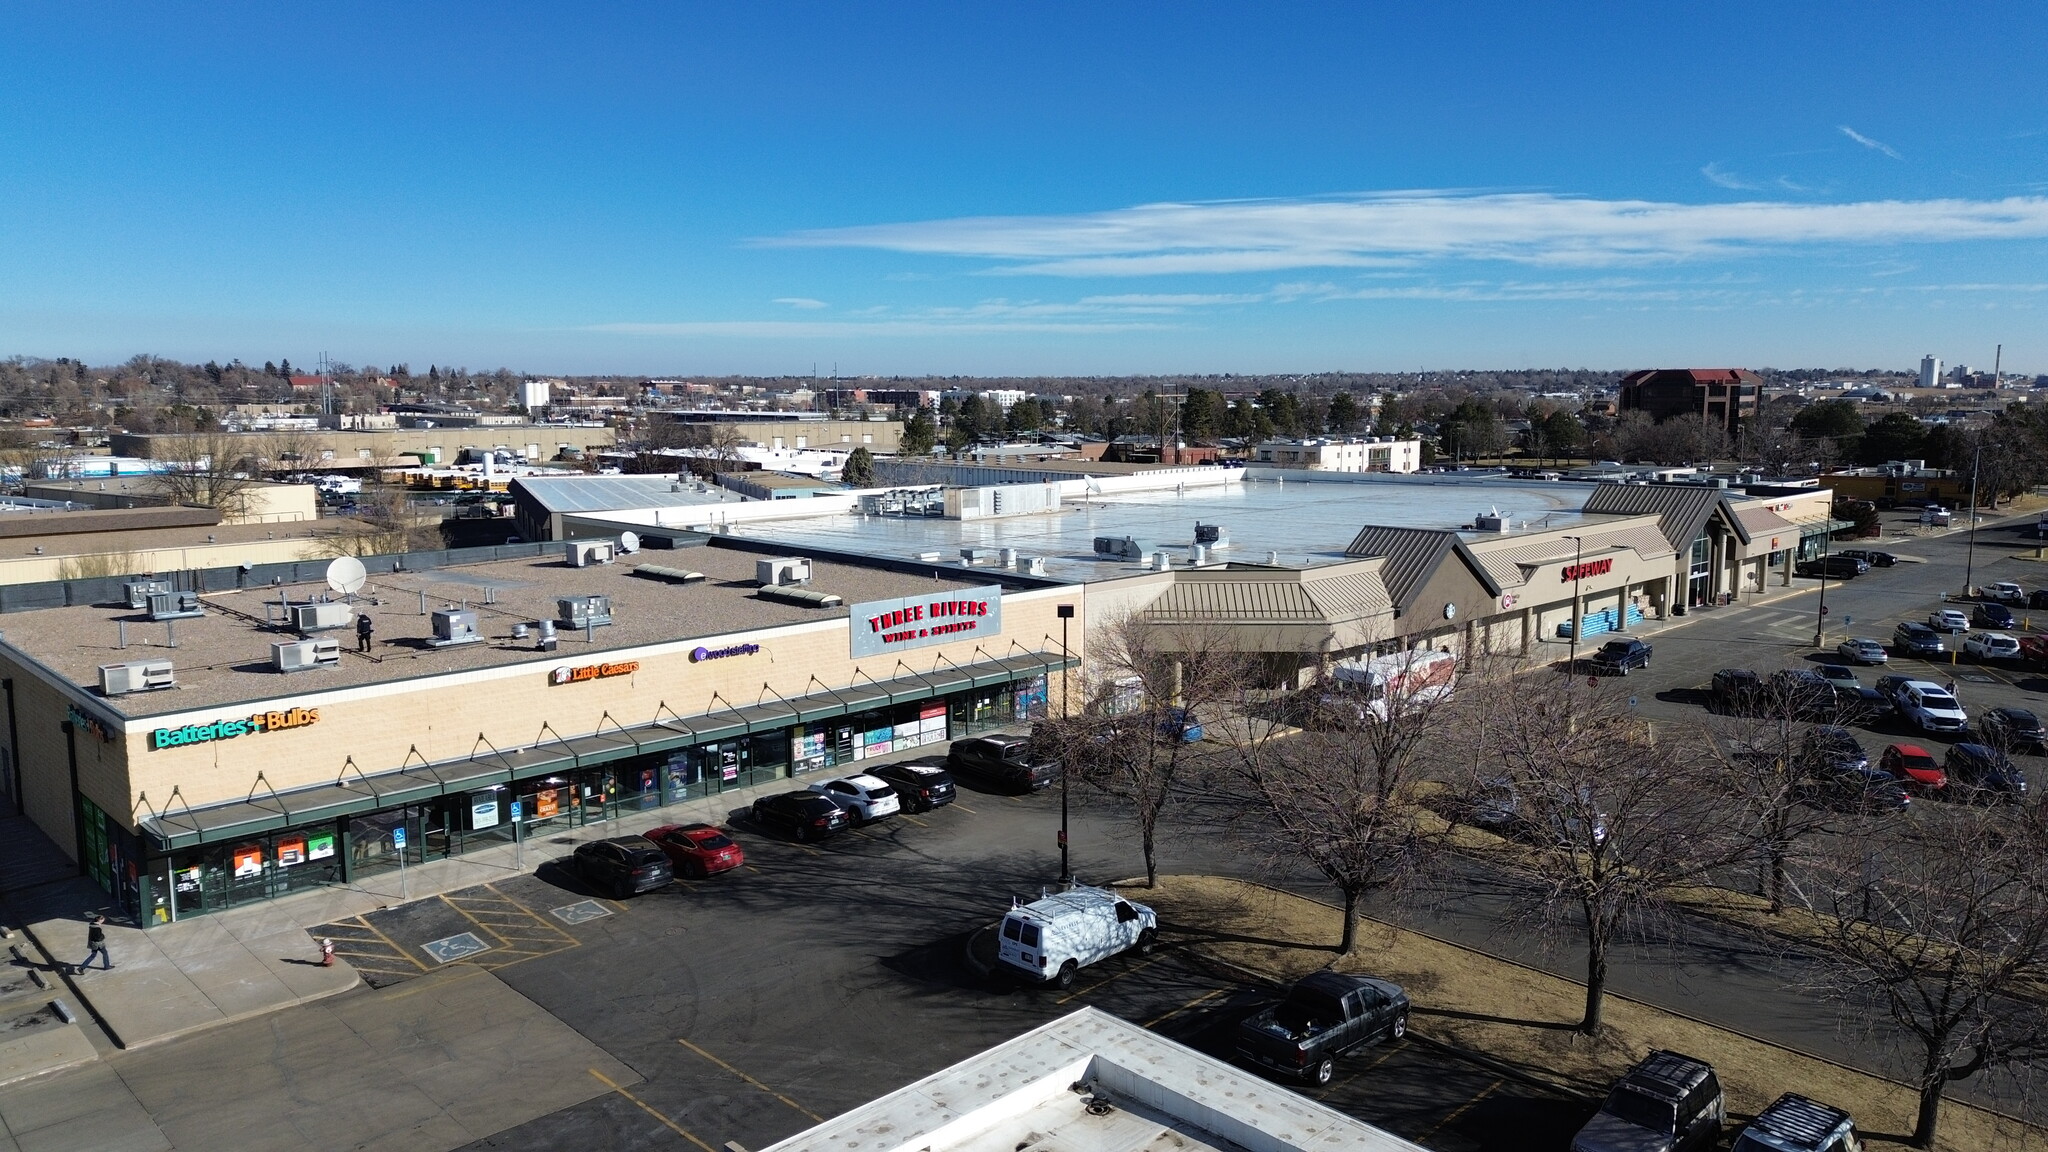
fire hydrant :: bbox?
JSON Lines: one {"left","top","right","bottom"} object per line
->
{"left": 318, "top": 938, "right": 335, "bottom": 967}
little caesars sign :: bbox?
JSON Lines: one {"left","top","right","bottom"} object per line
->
{"left": 849, "top": 585, "right": 1003, "bottom": 659}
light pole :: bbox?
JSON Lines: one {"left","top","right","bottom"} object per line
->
{"left": 1056, "top": 603, "right": 1075, "bottom": 885}
{"left": 1962, "top": 437, "right": 1984, "bottom": 597}
{"left": 1813, "top": 530, "right": 1832, "bottom": 649}
{"left": 1562, "top": 536, "right": 1584, "bottom": 675}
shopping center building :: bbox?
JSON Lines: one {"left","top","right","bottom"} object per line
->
{"left": 0, "top": 538, "right": 1075, "bottom": 925}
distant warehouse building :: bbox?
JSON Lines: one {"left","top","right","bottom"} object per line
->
{"left": 1617, "top": 368, "right": 1761, "bottom": 436}
{"left": 1251, "top": 436, "right": 1422, "bottom": 473}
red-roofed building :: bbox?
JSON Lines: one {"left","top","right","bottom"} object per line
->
{"left": 288, "top": 374, "right": 328, "bottom": 391}
{"left": 1618, "top": 368, "right": 1761, "bottom": 435}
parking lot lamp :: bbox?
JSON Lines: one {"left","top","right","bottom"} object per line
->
{"left": 1057, "top": 603, "right": 1075, "bottom": 885}
{"left": 1814, "top": 532, "right": 1832, "bottom": 649}
{"left": 1962, "top": 437, "right": 1983, "bottom": 597}
{"left": 1562, "top": 536, "right": 1583, "bottom": 675}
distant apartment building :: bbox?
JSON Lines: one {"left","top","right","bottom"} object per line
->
{"left": 820, "top": 387, "right": 940, "bottom": 411}
{"left": 1919, "top": 355, "right": 1943, "bottom": 390}
{"left": 1251, "top": 436, "right": 1422, "bottom": 473}
{"left": 1616, "top": 368, "right": 1761, "bottom": 435}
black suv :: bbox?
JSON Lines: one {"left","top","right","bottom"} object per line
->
{"left": 1572, "top": 1050, "right": 1725, "bottom": 1152}
{"left": 1891, "top": 621, "right": 1944, "bottom": 659}
{"left": 1836, "top": 548, "right": 1895, "bottom": 569}
{"left": 1979, "top": 707, "right": 2048, "bottom": 753}
{"left": 1767, "top": 669, "right": 1841, "bottom": 720}
{"left": 863, "top": 757, "right": 959, "bottom": 813}
{"left": 1972, "top": 602, "right": 2017, "bottom": 630}
{"left": 1709, "top": 669, "right": 1764, "bottom": 715}
{"left": 750, "top": 790, "right": 852, "bottom": 841}
{"left": 947, "top": 734, "right": 1058, "bottom": 792}
{"left": 572, "top": 837, "right": 674, "bottom": 899}
{"left": 1943, "top": 743, "right": 2029, "bottom": 802}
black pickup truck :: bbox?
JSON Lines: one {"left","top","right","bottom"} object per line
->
{"left": 1233, "top": 972, "right": 1409, "bottom": 1085}
{"left": 1585, "top": 637, "right": 1653, "bottom": 676}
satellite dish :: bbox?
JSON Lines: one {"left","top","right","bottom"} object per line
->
{"left": 618, "top": 531, "right": 640, "bottom": 554}
{"left": 326, "top": 556, "right": 368, "bottom": 596}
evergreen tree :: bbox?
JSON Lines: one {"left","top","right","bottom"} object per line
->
{"left": 841, "top": 446, "right": 877, "bottom": 486}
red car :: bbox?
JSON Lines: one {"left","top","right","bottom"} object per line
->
{"left": 643, "top": 823, "right": 746, "bottom": 878}
{"left": 1879, "top": 744, "right": 1947, "bottom": 793}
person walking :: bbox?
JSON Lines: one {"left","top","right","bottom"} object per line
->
{"left": 355, "top": 612, "right": 374, "bottom": 653}
{"left": 80, "top": 914, "right": 111, "bottom": 972}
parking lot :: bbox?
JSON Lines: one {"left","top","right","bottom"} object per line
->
{"left": 305, "top": 780, "right": 1593, "bottom": 1152}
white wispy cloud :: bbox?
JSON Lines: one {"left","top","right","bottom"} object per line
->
{"left": 766, "top": 190, "right": 2048, "bottom": 276}
{"left": 1701, "top": 162, "right": 1759, "bottom": 190}
{"left": 582, "top": 319, "right": 1172, "bottom": 338}
{"left": 772, "top": 297, "right": 829, "bottom": 309}
{"left": 1839, "top": 125, "right": 1903, "bottom": 159}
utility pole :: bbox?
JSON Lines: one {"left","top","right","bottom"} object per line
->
{"left": 1056, "top": 603, "right": 1075, "bottom": 885}
{"left": 1814, "top": 530, "right": 1833, "bottom": 649}
{"left": 1963, "top": 436, "right": 1984, "bottom": 597}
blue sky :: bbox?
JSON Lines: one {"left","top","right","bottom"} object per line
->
{"left": 3, "top": 2, "right": 2045, "bottom": 376}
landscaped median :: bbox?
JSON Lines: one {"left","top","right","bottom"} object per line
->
{"left": 1142, "top": 874, "right": 2043, "bottom": 1152}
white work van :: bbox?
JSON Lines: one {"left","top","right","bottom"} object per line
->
{"left": 996, "top": 884, "right": 1157, "bottom": 989}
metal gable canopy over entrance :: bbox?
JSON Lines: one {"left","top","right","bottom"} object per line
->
{"left": 137, "top": 648, "right": 1069, "bottom": 852}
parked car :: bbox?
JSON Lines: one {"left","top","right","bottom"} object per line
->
{"left": 863, "top": 757, "right": 958, "bottom": 813}
{"left": 1798, "top": 761, "right": 1911, "bottom": 813}
{"left": 1798, "top": 726, "right": 1870, "bottom": 773}
{"left": 1979, "top": 707, "right": 2048, "bottom": 753}
{"left": 1892, "top": 680, "right": 1968, "bottom": 735}
{"left": 572, "top": 837, "right": 675, "bottom": 899}
{"left": 1921, "top": 506, "right": 1952, "bottom": 527}
{"left": 1836, "top": 549, "right": 1896, "bottom": 569}
{"left": 1987, "top": 581, "right": 2027, "bottom": 604}
{"left": 1815, "top": 665, "right": 1860, "bottom": 693}
{"left": 1709, "top": 668, "right": 1765, "bottom": 715}
{"left": 808, "top": 773, "right": 902, "bottom": 823}
{"left": 642, "top": 823, "right": 745, "bottom": 878}
{"left": 2020, "top": 634, "right": 2048, "bottom": 669}
{"left": 1963, "top": 631, "right": 2022, "bottom": 662}
{"left": 1234, "top": 972, "right": 1410, "bottom": 1085}
{"left": 1586, "top": 637, "right": 1653, "bottom": 676}
{"left": 1878, "top": 744, "right": 1948, "bottom": 794}
{"left": 1768, "top": 668, "right": 1844, "bottom": 720}
{"left": 750, "top": 790, "right": 852, "bottom": 842}
{"left": 1158, "top": 706, "right": 1205, "bottom": 743}
{"left": 1469, "top": 777, "right": 1607, "bottom": 845}
{"left": 1835, "top": 638, "right": 1888, "bottom": 666}
{"left": 994, "top": 883, "right": 1156, "bottom": 990}
{"left": 1891, "top": 621, "right": 1944, "bottom": 658}
{"left": 2029, "top": 589, "right": 2048, "bottom": 611}
{"left": 1972, "top": 602, "right": 2017, "bottom": 630}
{"left": 1796, "top": 555, "right": 1861, "bottom": 579}
{"left": 1731, "top": 1093, "right": 1862, "bottom": 1152}
{"left": 1928, "top": 608, "right": 1970, "bottom": 634}
{"left": 1571, "top": 1050, "right": 1725, "bottom": 1152}
{"left": 948, "top": 734, "right": 1059, "bottom": 792}
{"left": 1942, "top": 743, "right": 2028, "bottom": 802}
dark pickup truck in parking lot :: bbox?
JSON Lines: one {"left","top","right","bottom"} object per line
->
{"left": 1585, "top": 638, "right": 1653, "bottom": 676}
{"left": 946, "top": 734, "right": 1059, "bottom": 792}
{"left": 1234, "top": 972, "right": 1409, "bottom": 1085}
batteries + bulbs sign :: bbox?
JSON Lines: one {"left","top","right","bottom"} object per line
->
{"left": 849, "top": 585, "right": 1003, "bottom": 659}
{"left": 150, "top": 707, "right": 319, "bottom": 751}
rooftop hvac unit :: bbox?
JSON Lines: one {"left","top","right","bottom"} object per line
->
{"left": 292, "top": 602, "right": 353, "bottom": 632}
{"left": 146, "top": 591, "right": 204, "bottom": 621}
{"left": 757, "top": 584, "right": 844, "bottom": 609}
{"left": 1473, "top": 509, "right": 1512, "bottom": 533}
{"left": 755, "top": 557, "right": 813, "bottom": 587}
{"left": 428, "top": 609, "right": 484, "bottom": 647}
{"left": 557, "top": 595, "right": 614, "bottom": 628}
{"left": 1093, "top": 536, "right": 1150, "bottom": 560}
{"left": 1193, "top": 522, "right": 1228, "bottom": 546}
{"left": 960, "top": 548, "right": 998, "bottom": 567}
{"left": 99, "top": 659, "right": 175, "bottom": 696}
{"left": 565, "top": 540, "right": 615, "bottom": 567}
{"left": 124, "top": 579, "right": 171, "bottom": 610}
{"left": 1024, "top": 556, "right": 1048, "bottom": 576}
{"left": 272, "top": 637, "right": 341, "bottom": 673}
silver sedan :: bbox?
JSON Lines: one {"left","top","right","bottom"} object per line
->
{"left": 1836, "top": 637, "right": 1889, "bottom": 666}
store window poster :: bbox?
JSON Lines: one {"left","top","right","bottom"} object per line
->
{"left": 232, "top": 845, "right": 263, "bottom": 878}
{"left": 534, "top": 789, "right": 560, "bottom": 819}
{"left": 307, "top": 833, "right": 336, "bottom": 861}
{"left": 471, "top": 797, "right": 501, "bottom": 830}
{"left": 275, "top": 837, "right": 307, "bottom": 867}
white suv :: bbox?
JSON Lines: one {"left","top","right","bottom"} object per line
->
{"left": 808, "top": 774, "right": 902, "bottom": 823}
{"left": 1964, "top": 632, "right": 2021, "bottom": 662}
{"left": 1896, "top": 680, "right": 1968, "bottom": 734}
{"left": 997, "top": 884, "right": 1157, "bottom": 989}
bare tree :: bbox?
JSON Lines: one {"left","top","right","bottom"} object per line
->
{"left": 1800, "top": 806, "right": 2048, "bottom": 1148}
{"left": 1043, "top": 615, "right": 1246, "bottom": 888}
{"left": 1228, "top": 645, "right": 1470, "bottom": 954}
{"left": 1463, "top": 674, "right": 1725, "bottom": 1032}
{"left": 146, "top": 432, "right": 257, "bottom": 520}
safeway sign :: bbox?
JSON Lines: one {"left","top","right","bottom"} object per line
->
{"left": 849, "top": 584, "right": 1003, "bottom": 658}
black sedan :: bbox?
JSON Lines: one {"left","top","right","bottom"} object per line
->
{"left": 573, "top": 837, "right": 674, "bottom": 899}
{"left": 863, "top": 757, "right": 959, "bottom": 813}
{"left": 1980, "top": 707, "right": 2048, "bottom": 753}
{"left": 1972, "top": 602, "right": 2018, "bottom": 630}
{"left": 1837, "top": 548, "right": 1897, "bottom": 568}
{"left": 751, "top": 790, "right": 852, "bottom": 842}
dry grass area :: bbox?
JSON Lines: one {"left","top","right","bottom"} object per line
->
{"left": 1144, "top": 874, "right": 2044, "bottom": 1152}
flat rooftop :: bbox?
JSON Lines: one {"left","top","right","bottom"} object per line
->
{"left": 11, "top": 542, "right": 986, "bottom": 717}
{"left": 731, "top": 474, "right": 1590, "bottom": 582}
{"left": 0, "top": 518, "right": 368, "bottom": 558}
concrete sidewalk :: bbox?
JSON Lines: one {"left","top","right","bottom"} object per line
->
{"left": 0, "top": 735, "right": 995, "bottom": 1058}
